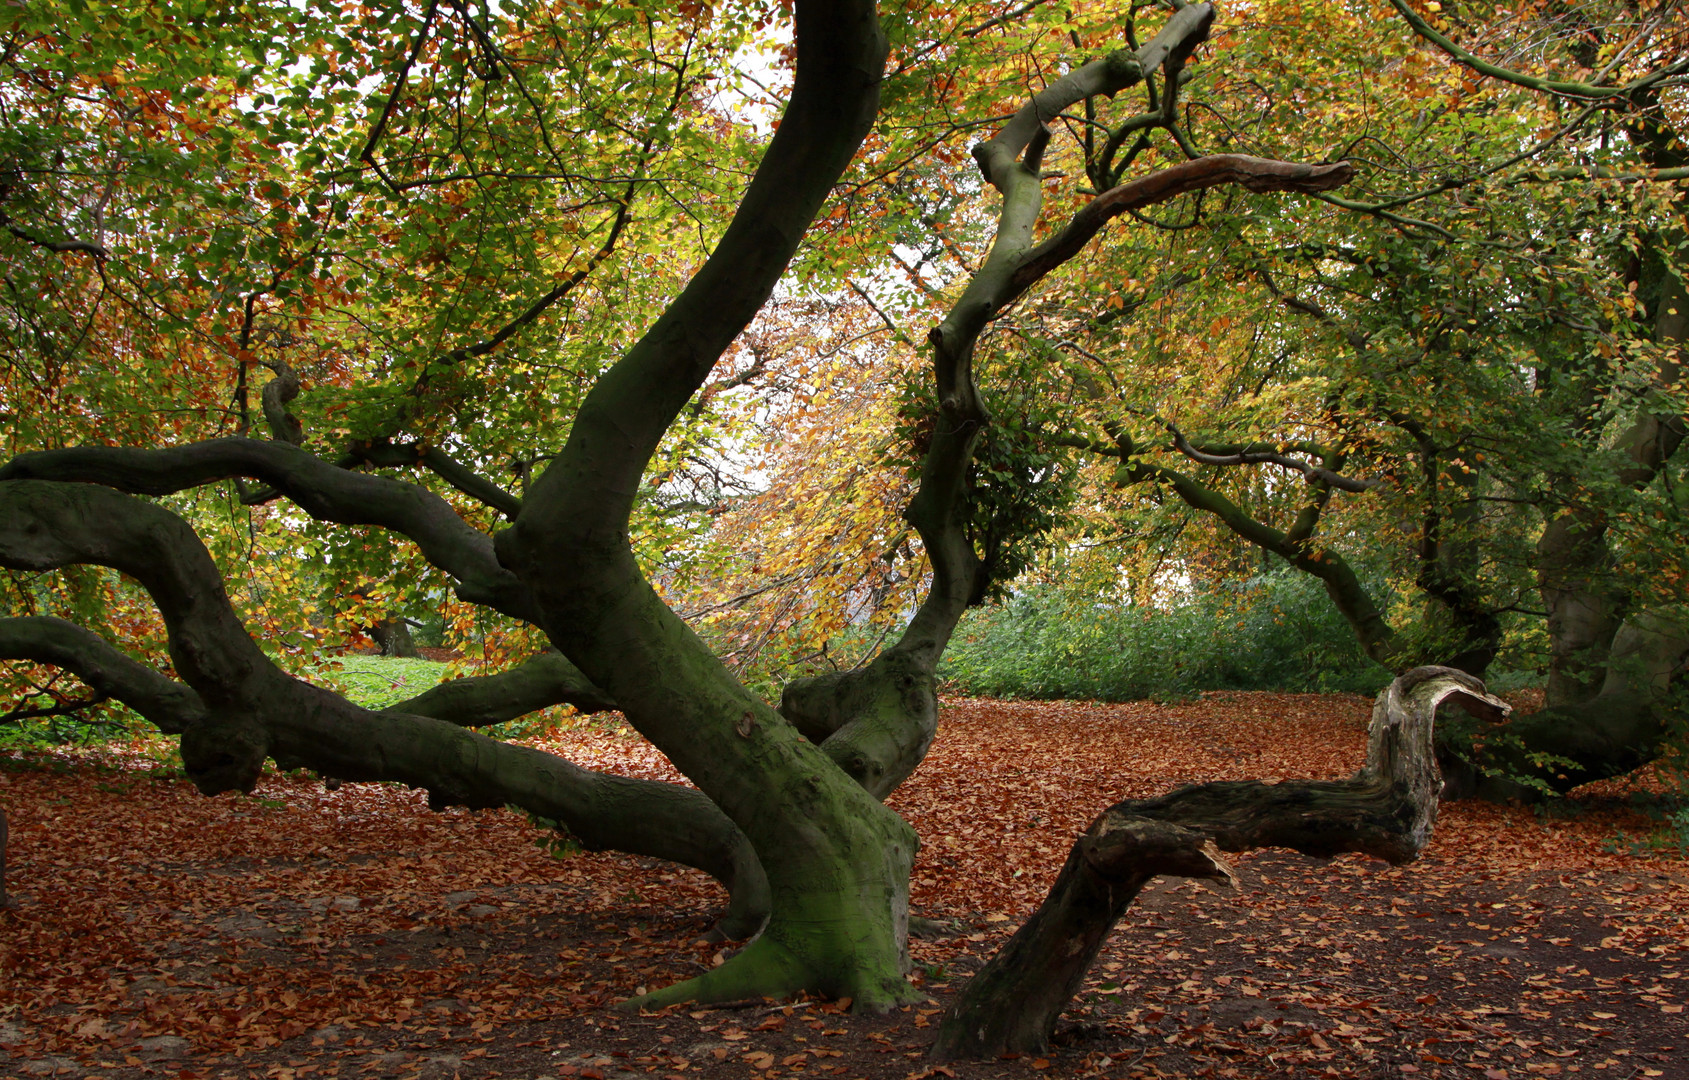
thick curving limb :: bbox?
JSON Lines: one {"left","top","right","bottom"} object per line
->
{"left": 777, "top": 17, "right": 1366, "bottom": 986}
{"left": 1007, "top": 155, "right": 1353, "bottom": 303}
{"left": 933, "top": 667, "right": 1508, "bottom": 1060}
{"left": 391, "top": 649, "right": 616, "bottom": 726}
{"left": 0, "top": 438, "right": 542, "bottom": 622}
{"left": 0, "top": 616, "right": 208, "bottom": 733}
{"left": 505, "top": 0, "right": 923, "bottom": 1012}
{"left": 0, "top": 480, "right": 766, "bottom": 937}
{"left": 788, "top": 166, "right": 1357, "bottom": 800}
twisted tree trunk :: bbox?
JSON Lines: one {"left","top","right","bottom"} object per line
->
{"left": 933, "top": 666, "right": 1509, "bottom": 1060}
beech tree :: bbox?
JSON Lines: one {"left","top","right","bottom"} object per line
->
{"left": 3, "top": 0, "right": 1668, "bottom": 1036}
{"left": 996, "top": 0, "right": 1688, "bottom": 798}
{"left": 0, "top": 0, "right": 1368, "bottom": 1010}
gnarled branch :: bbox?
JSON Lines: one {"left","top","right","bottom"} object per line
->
{"left": 3, "top": 220, "right": 109, "bottom": 260}
{"left": 1009, "top": 155, "right": 1353, "bottom": 303}
{"left": 0, "top": 480, "right": 765, "bottom": 937}
{"left": 0, "top": 438, "right": 541, "bottom": 622}
{"left": 1166, "top": 420, "right": 1380, "bottom": 492}
{"left": 933, "top": 666, "right": 1509, "bottom": 1059}
{"left": 972, "top": 3, "right": 1216, "bottom": 182}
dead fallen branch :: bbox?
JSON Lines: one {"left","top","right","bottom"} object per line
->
{"left": 933, "top": 665, "right": 1510, "bottom": 1059}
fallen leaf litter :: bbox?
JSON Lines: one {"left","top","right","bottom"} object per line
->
{"left": 1, "top": 691, "right": 1683, "bottom": 1079}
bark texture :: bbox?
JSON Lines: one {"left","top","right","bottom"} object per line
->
{"left": 0, "top": 480, "right": 768, "bottom": 937}
{"left": 933, "top": 666, "right": 1509, "bottom": 1060}
{"left": 0, "top": 616, "right": 209, "bottom": 733}
{"left": 496, "top": 0, "right": 921, "bottom": 1010}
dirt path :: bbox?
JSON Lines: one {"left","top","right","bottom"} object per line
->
{"left": 1, "top": 693, "right": 1684, "bottom": 1079}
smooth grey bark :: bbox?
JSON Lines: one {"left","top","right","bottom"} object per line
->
{"left": 1488, "top": 232, "right": 1688, "bottom": 796}
{"left": 933, "top": 667, "right": 1510, "bottom": 1059}
{"left": 0, "top": 480, "right": 768, "bottom": 937}
{"left": 1538, "top": 260, "right": 1686, "bottom": 706}
{"left": 349, "top": 437, "right": 524, "bottom": 519}
{"left": 1537, "top": 513, "right": 1630, "bottom": 705}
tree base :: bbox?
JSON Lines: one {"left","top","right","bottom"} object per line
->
{"left": 622, "top": 929, "right": 920, "bottom": 1015}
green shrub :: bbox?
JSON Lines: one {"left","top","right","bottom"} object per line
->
{"left": 938, "top": 566, "right": 1393, "bottom": 701}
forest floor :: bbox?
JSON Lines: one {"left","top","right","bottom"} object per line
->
{"left": 1, "top": 692, "right": 1686, "bottom": 1080}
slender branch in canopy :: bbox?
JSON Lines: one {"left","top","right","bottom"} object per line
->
{"left": 1166, "top": 419, "right": 1380, "bottom": 492}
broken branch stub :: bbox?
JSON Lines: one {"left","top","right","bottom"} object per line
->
{"left": 931, "top": 666, "right": 1508, "bottom": 1060}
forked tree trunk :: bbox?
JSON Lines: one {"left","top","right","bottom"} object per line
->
{"left": 933, "top": 666, "right": 1509, "bottom": 1060}
{"left": 498, "top": 0, "right": 923, "bottom": 1011}
{"left": 499, "top": 0, "right": 1348, "bottom": 1012}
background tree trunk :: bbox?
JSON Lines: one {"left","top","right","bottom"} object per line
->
{"left": 368, "top": 619, "right": 419, "bottom": 658}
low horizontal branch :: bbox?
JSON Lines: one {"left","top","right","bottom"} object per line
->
{"left": 0, "top": 481, "right": 764, "bottom": 937}
{"left": 392, "top": 650, "right": 616, "bottom": 725}
{"left": 0, "top": 616, "right": 206, "bottom": 734}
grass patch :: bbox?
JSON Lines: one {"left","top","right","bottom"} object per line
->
{"left": 311, "top": 655, "right": 449, "bottom": 710}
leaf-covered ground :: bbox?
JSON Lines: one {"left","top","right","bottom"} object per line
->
{"left": 2, "top": 693, "right": 1685, "bottom": 1080}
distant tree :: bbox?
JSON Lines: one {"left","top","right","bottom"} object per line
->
{"left": 1021, "top": 0, "right": 1688, "bottom": 797}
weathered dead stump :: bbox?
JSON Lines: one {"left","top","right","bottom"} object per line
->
{"left": 932, "top": 666, "right": 1509, "bottom": 1060}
